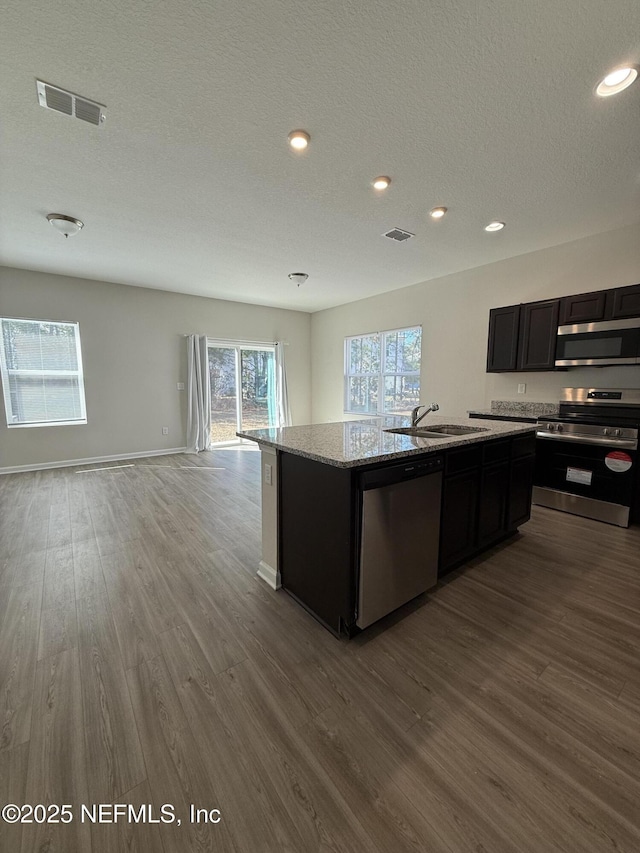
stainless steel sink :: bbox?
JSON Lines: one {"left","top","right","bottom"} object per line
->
{"left": 384, "top": 425, "right": 489, "bottom": 438}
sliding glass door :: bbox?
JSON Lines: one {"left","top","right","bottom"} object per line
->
{"left": 208, "top": 341, "right": 276, "bottom": 444}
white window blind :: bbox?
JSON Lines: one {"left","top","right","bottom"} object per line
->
{"left": 0, "top": 318, "right": 87, "bottom": 427}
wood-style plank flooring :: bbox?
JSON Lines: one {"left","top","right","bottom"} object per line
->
{"left": 1, "top": 447, "right": 640, "bottom": 852}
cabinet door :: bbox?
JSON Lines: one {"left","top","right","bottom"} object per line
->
{"left": 477, "top": 461, "right": 510, "bottom": 548}
{"left": 518, "top": 299, "right": 560, "bottom": 371}
{"left": 508, "top": 454, "right": 535, "bottom": 529}
{"left": 611, "top": 284, "right": 640, "bottom": 320}
{"left": 487, "top": 305, "right": 520, "bottom": 372}
{"left": 559, "top": 290, "right": 608, "bottom": 325}
{"left": 439, "top": 469, "right": 479, "bottom": 574}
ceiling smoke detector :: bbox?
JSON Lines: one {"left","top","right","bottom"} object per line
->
{"left": 288, "top": 272, "right": 309, "bottom": 286}
{"left": 47, "top": 213, "right": 84, "bottom": 238}
{"left": 36, "top": 80, "right": 106, "bottom": 126}
{"left": 383, "top": 227, "right": 414, "bottom": 242}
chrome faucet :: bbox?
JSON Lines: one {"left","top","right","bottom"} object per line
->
{"left": 411, "top": 402, "right": 440, "bottom": 426}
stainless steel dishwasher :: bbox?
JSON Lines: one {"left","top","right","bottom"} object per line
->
{"left": 357, "top": 455, "right": 443, "bottom": 629}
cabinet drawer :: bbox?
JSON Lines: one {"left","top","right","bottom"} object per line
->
{"left": 445, "top": 445, "right": 482, "bottom": 475}
{"left": 511, "top": 433, "right": 536, "bottom": 458}
{"left": 482, "top": 438, "right": 511, "bottom": 465}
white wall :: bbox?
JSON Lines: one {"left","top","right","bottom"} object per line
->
{"left": 0, "top": 267, "right": 311, "bottom": 469}
{"left": 311, "top": 224, "right": 640, "bottom": 422}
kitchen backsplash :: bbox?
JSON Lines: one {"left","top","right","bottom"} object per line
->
{"left": 491, "top": 400, "right": 559, "bottom": 416}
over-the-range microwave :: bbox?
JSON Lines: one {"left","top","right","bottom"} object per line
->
{"left": 555, "top": 318, "right": 640, "bottom": 367}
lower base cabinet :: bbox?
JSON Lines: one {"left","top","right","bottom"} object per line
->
{"left": 439, "top": 434, "right": 535, "bottom": 576}
{"left": 279, "top": 431, "right": 537, "bottom": 635}
{"left": 440, "top": 470, "right": 479, "bottom": 568}
{"left": 478, "top": 459, "right": 510, "bottom": 547}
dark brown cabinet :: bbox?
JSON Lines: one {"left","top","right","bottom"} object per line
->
{"left": 439, "top": 435, "right": 535, "bottom": 576}
{"left": 508, "top": 455, "right": 535, "bottom": 528}
{"left": 611, "top": 284, "right": 640, "bottom": 320}
{"left": 487, "top": 305, "right": 521, "bottom": 372}
{"left": 508, "top": 433, "right": 536, "bottom": 527}
{"left": 487, "top": 299, "right": 559, "bottom": 373}
{"left": 440, "top": 469, "right": 480, "bottom": 569}
{"left": 559, "top": 290, "right": 608, "bottom": 325}
{"left": 279, "top": 432, "right": 537, "bottom": 634}
{"left": 517, "top": 299, "right": 560, "bottom": 370}
{"left": 477, "top": 439, "right": 511, "bottom": 547}
{"left": 489, "top": 284, "right": 640, "bottom": 373}
{"left": 280, "top": 452, "right": 357, "bottom": 635}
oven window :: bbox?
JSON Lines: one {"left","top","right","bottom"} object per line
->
{"left": 562, "top": 336, "right": 623, "bottom": 359}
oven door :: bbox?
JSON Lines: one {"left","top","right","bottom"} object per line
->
{"left": 534, "top": 435, "right": 637, "bottom": 526}
{"left": 555, "top": 319, "right": 640, "bottom": 367}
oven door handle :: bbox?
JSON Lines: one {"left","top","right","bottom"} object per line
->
{"left": 536, "top": 432, "right": 638, "bottom": 450}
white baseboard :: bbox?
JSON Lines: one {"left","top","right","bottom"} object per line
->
{"left": 257, "top": 560, "right": 281, "bottom": 590}
{"left": 0, "top": 447, "right": 188, "bottom": 475}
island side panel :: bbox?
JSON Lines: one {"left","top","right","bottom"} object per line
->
{"left": 279, "top": 452, "right": 357, "bottom": 636}
{"left": 257, "top": 446, "right": 280, "bottom": 589}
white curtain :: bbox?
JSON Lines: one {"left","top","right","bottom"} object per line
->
{"left": 274, "top": 341, "right": 291, "bottom": 428}
{"left": 186, "top": 334, "right": 211, "bottom": 452}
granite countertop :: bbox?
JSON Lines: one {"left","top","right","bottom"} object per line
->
{"left": 237, "top": 414, "right": 536, "bottom": 469}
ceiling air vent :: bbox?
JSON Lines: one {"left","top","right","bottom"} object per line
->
{"left": 383, "top": 227, "right": 415, "bottom": 242}
{"left": 36, "top": 80, "right": 106, "bottom": 126}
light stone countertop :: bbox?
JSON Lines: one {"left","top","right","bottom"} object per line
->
{"left": 237, "top": 414, "right": 537, "bottom": 469}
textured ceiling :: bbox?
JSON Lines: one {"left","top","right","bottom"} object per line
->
{"left": 1, "top": 0, "right": 639, "bottom": 312}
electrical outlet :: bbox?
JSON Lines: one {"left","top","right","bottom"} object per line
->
{"left": 264, "top": 463, "right": 272, "bottom": 485}
{"left": 162, "top": 426, "right": 169, "bottom": 435}
{"left": 517, "top": 383, "right": 526, "bottom": 394}
{"left": 177, "top": 382, "right": 185, "bottom": 390}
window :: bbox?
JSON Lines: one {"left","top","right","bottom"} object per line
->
{"left": 344, "top": 326, "right": 421, "bottom": 414}
{"left": 0, "top": 318, "right": 87, "bottom": 427}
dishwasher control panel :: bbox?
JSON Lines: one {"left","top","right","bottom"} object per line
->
{"left": 359, "top": 455, "right": 444, "bottom": 490}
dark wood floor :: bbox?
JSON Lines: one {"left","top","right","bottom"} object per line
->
{"left": 1, "top": 448, "right": 640, "bottom": 852}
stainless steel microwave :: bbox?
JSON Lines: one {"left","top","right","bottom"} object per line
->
{"left": 555, "top": 318, "right": 640, "bottom": 367}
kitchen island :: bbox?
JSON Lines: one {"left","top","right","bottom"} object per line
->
{"left": 239, "top": 414, "right": 537, "bottom": 636}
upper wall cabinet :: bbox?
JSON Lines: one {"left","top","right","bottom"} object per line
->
{"left": 486, "top": 305, "right": 521, "bottom": 372}
{"left": 487, "top": 299, "right": 559, "bottom": 373}
{"left": 517, "top": 299, "right": 560, "bottom": 371}
{"left": 487, "top": 283, "right": 640, "bottom": 374}
{"left": 611, "top": 284, "right": 640, "bottom": 320}
{"left": 559, "top": 283, "right": 640, "bottom": 325}
{"left": 559, "top": 290, "right": 608, "bottom": 325}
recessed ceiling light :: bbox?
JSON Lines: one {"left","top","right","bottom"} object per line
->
{"left": 288, "top": 130, "right": 310, "bottom": 150}
{"left": 484, "top": 221, "right": 505, "bottom": 232}
{"left": 596, "top": 66, "right": 638, "bottom": 97}
{"left": 429, "top": 206, "right": 447, "bottom": 219}
{"left": 373, "top": 176, "right": 391, "bottom": 190}
{"left": 47, "top": 213, "right": 84, "bottom": 237}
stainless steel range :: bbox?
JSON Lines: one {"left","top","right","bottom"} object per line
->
{"left": 533, "top": 388, "right": 640, "bottom": 527}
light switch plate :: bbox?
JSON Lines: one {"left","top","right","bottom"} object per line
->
{"left": 177, "top": 382, "right": 185, "bottom": 390}
{"left": 517, "top": 383, "right": 526, "bottom": 394}
{"left": 162, "top": 427, "right": 169, "bottom": 435}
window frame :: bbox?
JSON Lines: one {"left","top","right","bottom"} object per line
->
{"left": 207, "top": 338, "right": 276, "bottom": 445}
{"left": 344, "top": 325, "right": 422, "bottom": 416}
{"left": 0, "top": 317, "right": 88, "bottom": 429}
